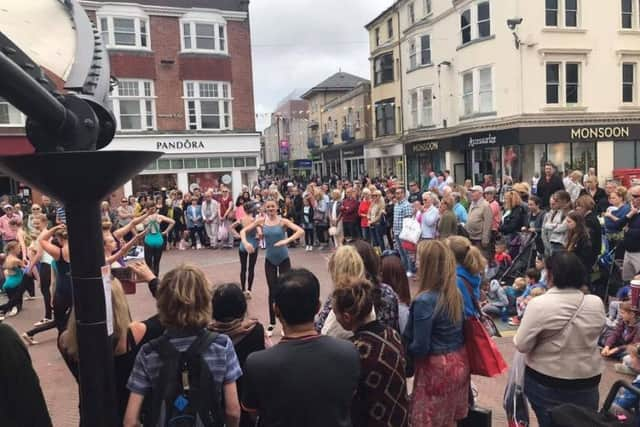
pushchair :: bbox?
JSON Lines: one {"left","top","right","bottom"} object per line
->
{"left": 592, "top": 237, "right": 625, "bottom": 302}
{"left": 550, "top": 380, "right": 640, "bottom": 426}
{"left": 490, "top": 232, "right": 537, "bottom": 287}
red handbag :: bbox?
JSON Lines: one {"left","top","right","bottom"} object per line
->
{"left": 463, "top": 316, "right": 508, "bottom": 377}
{"left": 460, "top": 276, "right": 508, "bottom": 377}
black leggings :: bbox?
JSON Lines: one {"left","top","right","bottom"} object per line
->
{"left": 26, "top": 290, "right": 72, "bottom": 338}
{"left": 144, "top": 243, "right": 163, "bottom": 276}
{"left": 0, "top": 285, "right": 22, "bottom": 313}
{"left": 239, "top": 249, "right": 258, "bottom": 292}
{"left": 304, "top": 228, "right": 314, "bottom": 246}
{"left": 265, "top": 258, "right": 291, "bottom": 325}
{"left": 22, "top": 274, "right": 35, "bottom": 298}
{"left": 39, "top": 263, "right": 52, "bottom": 319}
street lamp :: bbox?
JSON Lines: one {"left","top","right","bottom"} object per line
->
{"left": 0, "top": 1, "right": 161, "bottom": 426}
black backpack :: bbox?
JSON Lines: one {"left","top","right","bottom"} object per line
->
{"left": 147, "top": 331, "right": 223, "bottom": 427}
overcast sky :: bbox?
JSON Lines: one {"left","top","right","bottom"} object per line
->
{"left": 249, "top": 0, "right": 393, "bottom": 130}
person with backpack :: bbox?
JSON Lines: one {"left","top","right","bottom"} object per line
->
{"left": 124, "top": 264, "right": 242, "bottom": 427}
{"left": 241, "top": 269, "right": 360, "bottom": 427}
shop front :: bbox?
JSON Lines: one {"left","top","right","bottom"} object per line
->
{"left": 341, "top": 143, "right": 366, "bottom": 181}
{"left": 405, "top": 140, "right": 449, "bottom": 190}
{"left": 322, "top": 147, "right": 341, "bottom": 178}
{"left": 290, "top": 159, "right": 313, "bottom": 178}
{"left": 365, "top": 142, "right": 405, "bottom": 180}
{"left": 102, "top": 133, "right": 260, "bottom": 200}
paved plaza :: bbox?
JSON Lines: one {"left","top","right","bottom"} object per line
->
{"left": 1, "top": 247, "right": 627, "bottom": 426}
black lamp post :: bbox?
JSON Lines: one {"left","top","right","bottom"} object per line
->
{"left": 0, "top": 2, "right": 161, "bottom": 425}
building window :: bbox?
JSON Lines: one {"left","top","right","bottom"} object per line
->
{"left": 425, "top": 0, "right": 432, "bottom": 15}
{"left": 183, "top": 81, "right": 232, "bottom": 130}
{"left": 374, "top": 53, "right": 394, "bottom": 85}
{"left": 110, "top": 80, "right": 155, "bottom": 130}
{"left": 546, "top": 0, "right": 559, "bottom": 26}
{"left": 477, "top": 2, "right": 491, "bottom": 37}
{"left": 565, "top": 63, "right": 580, "bottom": 104}
{"left": 181, "top": 21, "right": 228, "bottom": 54}
{"left": 409, "top": 40, "right": 417, "bottom": 69}
{"left": 375, "top": 99, "right": 395, "bottom": 136}
{"left": 408, "top": 3, "right": 415, "bottom": 25}
{"left": 98, "top": 16, "right": 149, "bottom": 49}
{"left": 623, "top": 63, "right": 636, "bottom": 103}
{"left": 375, "top": 28, "right": 380, "bottom": 46}
{"left": 461, "top": 9, "right": 472, "bottom": 44}
{"left": 387, "top": 19, "right": 393, "bottom": 39}
{"left": 462, "top": 72, "right": 474, "bottom": 115}
{"left": 565, "top": 0, "right": 578, "bottom": 27}
{"left": 0, "top": 97, "right": 24, "bottom": 126}
{"left": 622, "top": 0, "right": 633, "bottom": 28}
{"left": 479, "top": 68, "right": 493, "bottom": 112}
{"left": 421, "top": 88, "right": 433, "bottom": 126}
{"left": 546, "top": 63, "right": 560, "bottom": 104}
{"left": 410, "top": 92, "right": 418, "bottom": 128}
{"left": 421, "top": 35, "right": 431, "bottom": 65}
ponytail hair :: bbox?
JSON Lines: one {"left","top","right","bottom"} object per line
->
{"left": 447, "top": 235, "right": 486, "bottom": 275}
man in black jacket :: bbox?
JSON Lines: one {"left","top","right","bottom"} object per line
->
{"left": 536, "top": 163, "right": 565, "bottom": 209}
{"left": 620, "top": 185, "right": 640, "bottom": 282}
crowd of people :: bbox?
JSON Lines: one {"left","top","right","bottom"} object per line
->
{"left": 4, "top": 161, "right": 640, "bottom": 426}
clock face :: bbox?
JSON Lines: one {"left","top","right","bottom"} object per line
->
{"left": 0, "top": 0, "right": 76, "bottom": 81}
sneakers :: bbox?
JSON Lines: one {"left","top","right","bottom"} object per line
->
{"left": 33, "top": 318, "right": 52, "bottom": 327}
{"left": 508, "top": 316, "right": 521, "bottom": 326}
{"left": 21, "top": 333, "right": 38, "bottom": 346}
{"left": 24, "top": 295, "right": 37, "bottom": 301}
{"left": 7, "top": 307, "right": 18, "bottom": 317}
{"left": 305, "top": 245, "right": 313, "bottom": 251}
{"left": 615, "top": 363, "right": 637, "bottom": 376}
{"left": 243, "top": 290, "right": 252, "bottom": 300}
{"left": 267, "top": 324, "right": 276, "bottom": 338}
{"left": 406, "top": 272, "right": 414, "bottom": 278}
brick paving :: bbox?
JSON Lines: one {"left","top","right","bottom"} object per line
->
{"left": 1, "top": 246, "right": 627, "bottom": 426}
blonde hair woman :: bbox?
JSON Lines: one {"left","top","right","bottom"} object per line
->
{"left": 316, "top": 245, "right": 367, "bottom": 339}
{"left": 447, "top": 235, "right": 486, "bottom": 319}
{"left": 328, "top": 189, "right": 344, "bottom": 248}
{"left": 368, "top": 189, "right": 387, "bottom": 253}
{"left": 499, "top": 190, "right": 527, "bottom": 256}
{"left": 404, "top": 240, "right": 469, "bottom": 426}
{"left": 124, "top": 264, "right": 242, "bottom": 427}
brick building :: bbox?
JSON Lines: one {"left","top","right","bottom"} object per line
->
{"left": 0, "top": 0, "right": 259, "bottom": 203}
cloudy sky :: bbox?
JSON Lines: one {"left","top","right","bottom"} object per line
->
{"left": 249, "top": 0, "right": 393, "bottom": 130}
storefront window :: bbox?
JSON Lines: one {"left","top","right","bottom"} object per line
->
{"left": 571, "top": 142, "right": 596, "bottom": 174}
{"left": 546, "top": 142, "right": 570, "bottom": 174}
{"left": 407, "top": 152, "right": 444, "bottom": 190}
{"left": 144, "top": 160, "right": 158, "bottom": 171}
{"left": 158, "top": 159, "right": 171, "bottom": 170}
{"left": 171, "top": 159, "right": 184, "bottom": 169}
{"left": 197, "top": 158, "right": 209, "bottom": 168}
{"left": 502, "top": 145, "right": 521, "bottom": 182}
{"left": 520, "top": 144, "right": 547, "bottom": 184}
{"left": 245, "top": 157, "right": 257, "bottom": 167}
{"left": 222, "top": 157, "right": 233, "bottom": 168}
{"left": 188, "top": 172, "right": 224, "bottom": 192}
{"left": 132, "top": 174, "right": 177, "bottom": 195}
{"left": 210, "top": 158, "right": 221, "bottom": 168}
{"left": 471, "top": 146, "right": 501, "bottom": 186}
{"left": 234, "top": 158, "right": 245, "bottom": 167}
{"left": 184, "top": 158, "right": 197, "bottom": 169}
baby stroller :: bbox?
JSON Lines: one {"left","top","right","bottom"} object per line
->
{"left": 593, "top": 238, "right": 625, "bottom": 302}
{"left": 491, "top": 232, "right": 537, "bottom": 286}
{"left": 550, "top": 380, "right": 640, "bottom": 426}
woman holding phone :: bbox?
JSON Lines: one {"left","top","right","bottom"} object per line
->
{"left": 240, "top": 199, "right": 303, "bottom": 337}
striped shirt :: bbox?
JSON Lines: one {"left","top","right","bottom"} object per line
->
{"left": 127, "top": 331, "right": 242, "bottom": 396}
{"left": 393, "top": 200, "right": 413, "bottom": 236}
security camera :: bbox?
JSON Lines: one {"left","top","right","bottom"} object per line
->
{"left": 507, "top": 18, "right": 523, "bottom": 30}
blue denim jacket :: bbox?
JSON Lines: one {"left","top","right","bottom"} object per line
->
{"left": 403, "top": 290, "right": 464, "bottom": 357}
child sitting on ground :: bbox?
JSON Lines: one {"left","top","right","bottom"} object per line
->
{"left": 481, "top": 279, "right": 509, "bottom": 318}
{"left": 505, "top": 277, "right": 527, "bottom": 316}
{"left": 509, "top": 269, "right": 546, "bottom": 326}
{"left": 602, "top": 302, "right": 640, "bottom": 360}
{"left": 611, "top": 343, "right": 640, "bottom": 419}
{"left": 534, "top": 255, "right": 548, "bottom": 287}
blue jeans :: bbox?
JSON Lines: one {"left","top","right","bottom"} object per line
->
{"left": 361, "top": 226, "right": 370, "bottom": 243}
{"left": 394, "top": 235, "right": 415, "bottom": 274}
{"left": 524, "top": 370, "right": 599, "bottom": 427}
{"left": 371, "top": 223, "right": 386, "bottom": 251}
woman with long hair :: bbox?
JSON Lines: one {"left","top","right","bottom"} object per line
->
{"left": 0, "top": 241, "right": 26, "bottom": 319}
{"left": 604, "top": 186, "right": 630, "bottom": 259}
{"left": 574, "top": 194, "right": 602, "bottom": 267}
{"left": 240, "top": 199, "right": 303, "bottom": 337}
{"left": 447, "top": 236, "right": 486, "bottom": 319}
{"left": 328, "top": 189, "right": 344, "bottom": 248}
{"left": 142, "top": 201, "right": 175, "bottom": 276}
{"left": 566, "top": 211, "right": 595, "bottom": 274}
{"left": 233, "top": 201, "right": 261, "bottom": 298}
{"left": 405, "top": 240, "right": 469, "bottom": 426}
{"left": 437, "top": 195, "right": 458, "bottom": 239}
{"left": 368, "top": 189, "right": 386, "bottom": 252}
{"left": 499, "top": 190, "right": 527, "bottom": 256}
{"left": 381, "top": 254, "right": 411, "bottom": 333}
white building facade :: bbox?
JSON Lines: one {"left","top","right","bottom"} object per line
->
{"left": 398, "top": 0, "right": 640, "bottom": 187}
